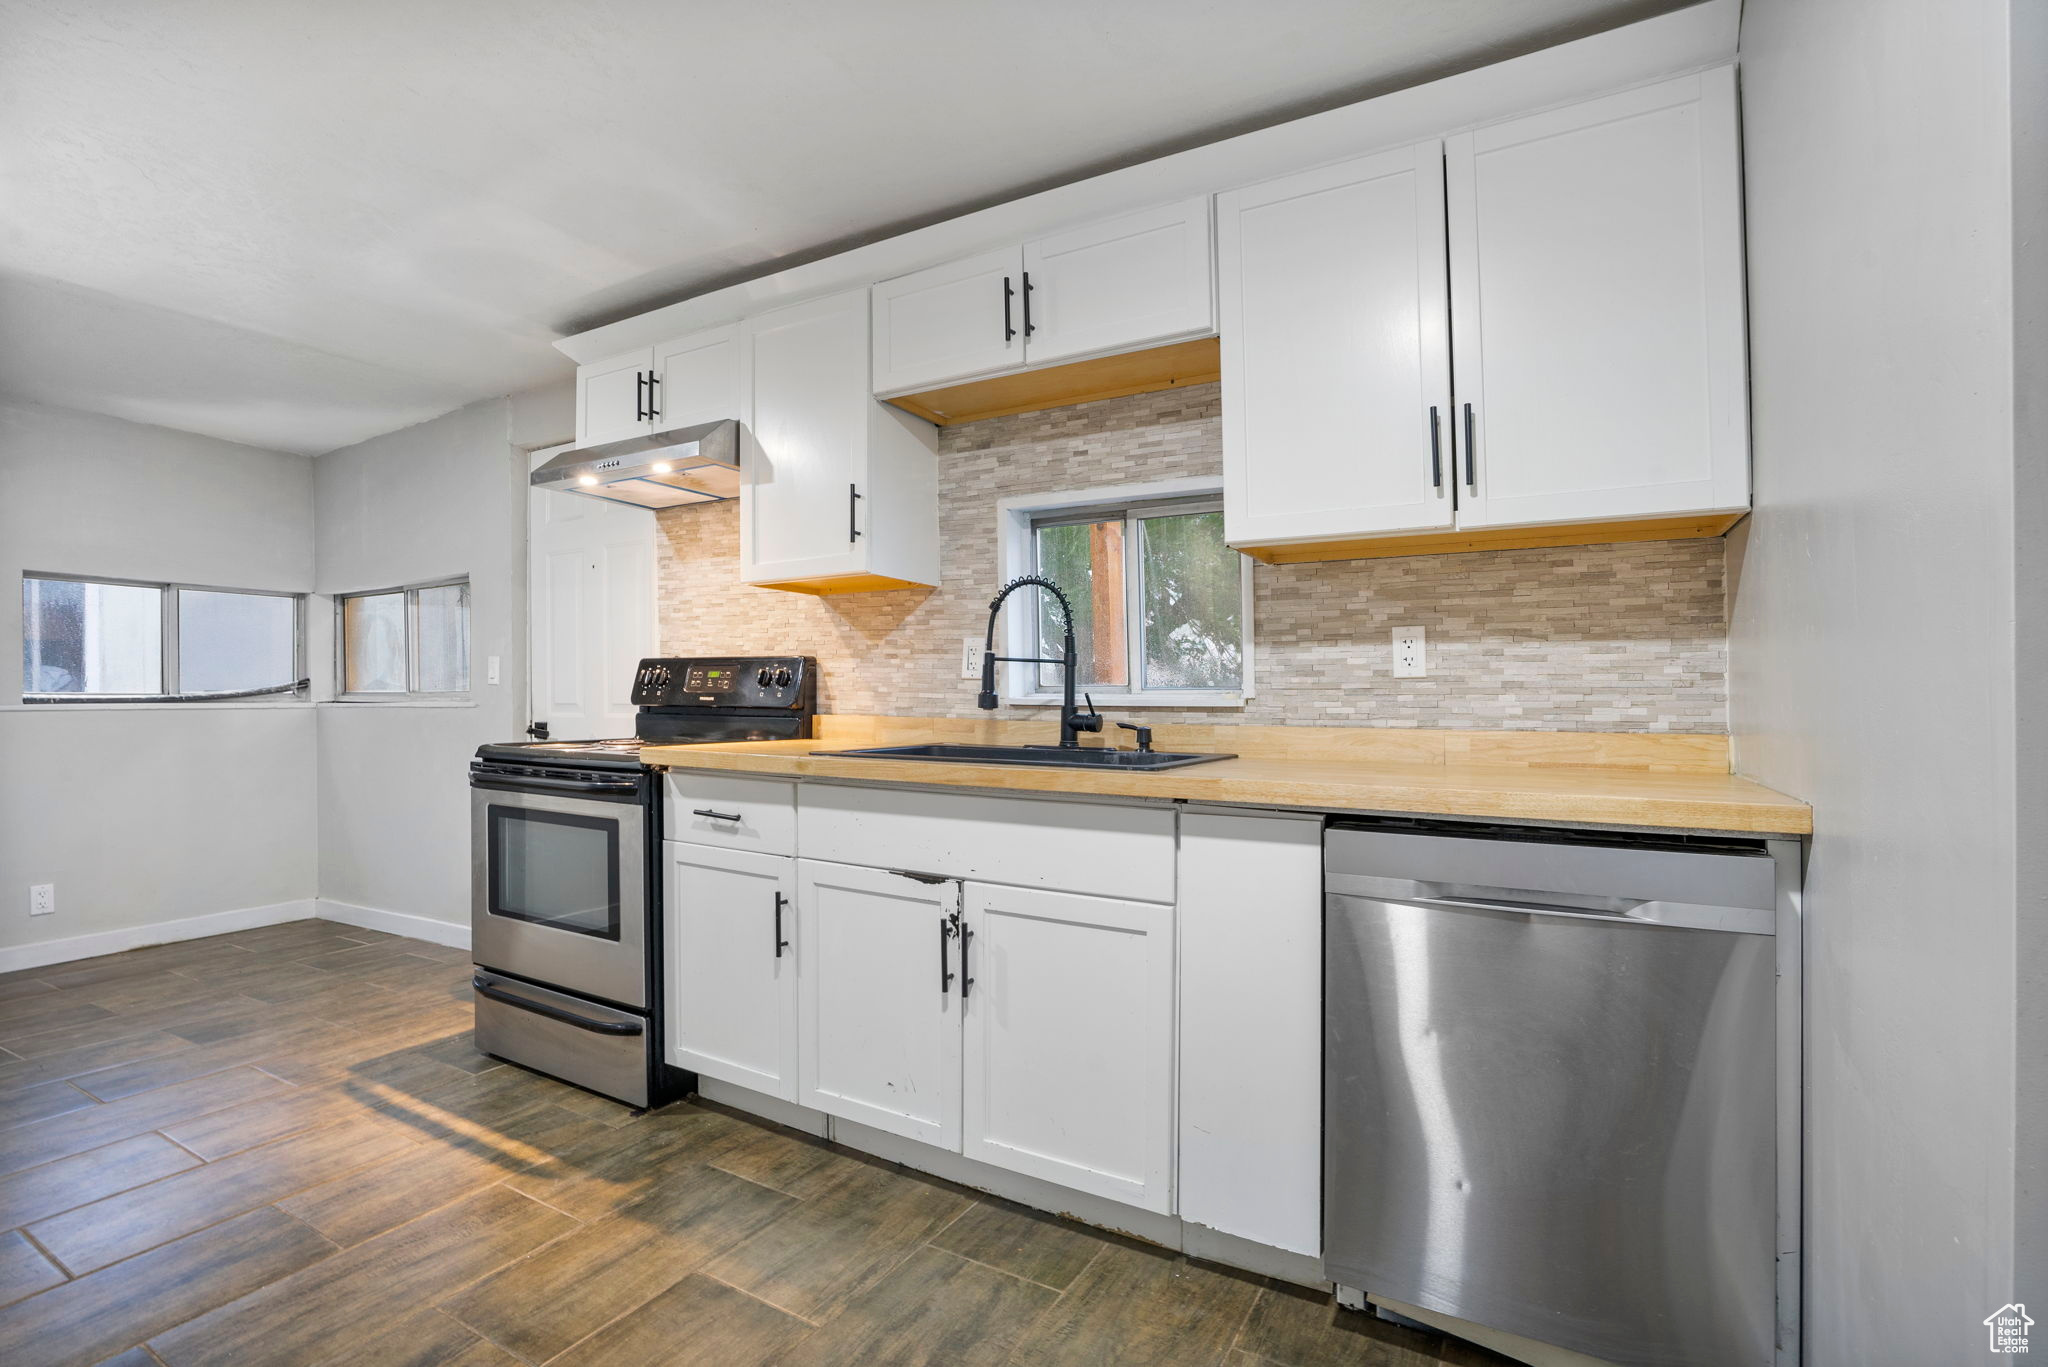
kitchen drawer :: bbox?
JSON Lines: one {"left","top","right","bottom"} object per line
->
{"left": 664, "top": 773, "right": 797, "bottom": 854}
{"left": 797, "top": 782, "right": 1174, "bottom": 903}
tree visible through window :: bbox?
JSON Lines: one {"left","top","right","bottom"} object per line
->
{"left": 1031, "top": 498, "right": 1244, "bottom": 697}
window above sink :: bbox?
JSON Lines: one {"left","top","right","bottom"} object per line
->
{"left": 997, "top": 477, "right": 1253, "bottom": 709}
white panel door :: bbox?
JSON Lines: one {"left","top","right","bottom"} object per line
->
{"left": 666, "top": 843, "right": 798, "bottom": 1099}
{"left": 796, "top": 860, "right": 962, "bottom": 1148}
{"left": 960, "top": 883, "right": 1175, "bottom": 1213}
{"left": 1447, "top": 67, "right": 1748, "bottom": 529}
{"left": 1022, "top": 198, "right": 1214, "bottom": 367}
{"left": 741, "top": 289, "right": 872, "bottom": 584}
{"left": 526, "top": 443, "right": 655, "bottom": 741}
{"left": 653, "top": 325, "right": 741, "bottom": 433}
{"left": 1218, "top": 142, "right": 1454, "bottom": 546}
{"left": 871, "top": 247, "right": 1023, "bottom": 395}
{"left": 576, "top": 347, "right": 654, "bottom": 447}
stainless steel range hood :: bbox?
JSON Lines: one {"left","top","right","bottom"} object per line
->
{"left": 530, "top": 419, "right": 739, "bottom": 510}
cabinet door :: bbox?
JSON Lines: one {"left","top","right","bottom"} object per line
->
{"left": 741, "top": 289, "right": 873, "bottom": 584}
{"left": 796, "top": 860, "right": 962, "bottom": 1148}
{"left": 1217, "top": 142, "right": 1453, "bottom": 547}
{"left": 960, "top": 883, "right": 1174, "bottom": 1213}
{"left": 577, "top": 347, "right": 653, "bottom": 447}
{"left": 653, "top": 325, "right": 740, "bottom": 433}
{"left": 665, "top": 843, "right": 798, "bottom": 1099}
{"left": 1022, "top": 198, "right": 1213, "bottom": 367}
{"left": 871, "top": 247, "right": 1023, "bottom": 395}
{"left": 1447, "top": 67, "right": 1748, "bottom": 529}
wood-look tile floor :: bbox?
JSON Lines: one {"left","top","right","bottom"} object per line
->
{"left": 0, "top": 923, "right": 1515, "bottom": 1367}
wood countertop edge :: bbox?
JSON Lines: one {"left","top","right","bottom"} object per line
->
{"left": 641, "top": 743, "right": 1813, "bottom": 836}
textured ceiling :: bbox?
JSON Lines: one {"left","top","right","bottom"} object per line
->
{"left": 0, "top": 0, "right": 1692, "bottom": 454}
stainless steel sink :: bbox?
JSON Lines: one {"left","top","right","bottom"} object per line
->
{"left": 812, "top": 743, "right": 1236, "bottom": 772}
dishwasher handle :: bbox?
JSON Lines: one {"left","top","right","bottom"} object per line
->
{"left": 1326, "top": 873, "right": 1774, "bottom": 935}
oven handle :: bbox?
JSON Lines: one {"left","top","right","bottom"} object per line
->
{"left": 472, "top": 976, "right": 644, "bottom": 1035}
{"left": 469, "top": 772, "right": 640, "bottom": 799}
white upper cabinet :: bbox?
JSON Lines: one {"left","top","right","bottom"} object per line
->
{"left": 576, "top": 347, "right": 656, "bottom": 447}
{"left": 1020, "top": 198, "right": 1213, "bottom": 368}
{"left": 795, "top": 860, "right": 962, "bottom": 1149}
{"left": 741, "top": 288, "right": 940, "bottom": 592}
{"left": 960, "top": 882, "right": 1176, "bottom": 1213}
{"left": 665, "top": 842, "right": 798, "bottom": 1100}
{"left": 1447, "top": 67, "right": 1748, "bottom": 529}
{"left": 871, "top": 246, "right": 1024, "bottom": 395}
{"left": 1217, "top": 142, "right": 1454, "bottom": 547}
{"left": 653, "top": 325, "right": 740, "bottom": 432}
{"left": 575, "top": 328, "right": 739, "bottom": 447}
{"left": 869, "top": 198, "right": 1215, "bottom": 397}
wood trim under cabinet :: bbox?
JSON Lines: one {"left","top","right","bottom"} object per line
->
{"left": 749, "top": 571, "right": 937, "bottom": 597}
{"left": 883, "top": 338, "right": 1219, "bottom": 426}
{"left": 1234, "top": 511, "right": 1746, "bottom": 564}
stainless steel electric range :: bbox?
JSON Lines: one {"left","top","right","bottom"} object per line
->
{"left": 468, "top": 655, "right": 817, "bottom": 1107}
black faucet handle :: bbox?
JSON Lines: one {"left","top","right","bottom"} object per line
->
{"left": 1072, "top": 692, "right": 1104, "bottom": 733}
{"left": 1117, "top": 722, "right": 1154, "bottom": 753}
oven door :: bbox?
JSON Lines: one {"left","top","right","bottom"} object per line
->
{"left": 470, "top": 770, "right": 647, "bottom": 1009}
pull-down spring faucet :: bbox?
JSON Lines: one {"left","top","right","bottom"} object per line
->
{"left": 978, "top": 575, "right": 1102, "bottom": 749}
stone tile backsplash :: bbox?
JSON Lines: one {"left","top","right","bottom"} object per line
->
{"left": 655, "top": 383, "right": 1727, "bottom": 732}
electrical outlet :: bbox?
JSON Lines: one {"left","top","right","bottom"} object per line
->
{"left": 961, "top": 638, "right": 984, "bottom": 680}
{"left": 29, "top": 884, "right": 53, "bottom": 917}
{"left": 1391, "top": 627, "right": 1427, "bottom": 678}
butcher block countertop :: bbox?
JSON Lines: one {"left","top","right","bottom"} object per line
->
{"left": 644, "top": 716, "right": 1811, "bottom": 836}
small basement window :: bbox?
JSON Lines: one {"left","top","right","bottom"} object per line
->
{"left": 336, "top": 578, "right": 470, "bottom": 698}
{"left": 998, "top": 481, "right": 1252, "bottom": 707}
{"left": 20, "top": 573, "right": 306, "bottom": 702}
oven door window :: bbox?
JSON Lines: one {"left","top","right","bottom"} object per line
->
{"left": 486, "top": 805, "right": 621, "bottom": 941}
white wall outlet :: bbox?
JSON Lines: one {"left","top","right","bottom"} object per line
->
{"left": 961, "top": 638, "right": 985, "bottom": 680}
{"left": 29, "top": 884, "right": 54, "bottom": 917}
{"left": 487, "top": 655, "right": 501, "bottom": 685}
{"left": 1392, "top": 627, "right": 1427, "bottom": 678}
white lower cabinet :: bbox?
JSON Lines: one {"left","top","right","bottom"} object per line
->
{"left": 794, "top": 860, "right": 962, "bottom": 1149}
{"left": 961, "top": 882, "right": 1176, "bottom": 1214}
{"left": 665, "top": 842, "right": 798, "bottom": 1100}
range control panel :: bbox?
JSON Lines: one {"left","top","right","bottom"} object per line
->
{"left": 630, "top": 656, "right": 816, "bottom": 710}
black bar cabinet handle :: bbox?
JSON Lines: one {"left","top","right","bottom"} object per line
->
{"left": 1429, "top": 406, "right": 1443, "bottom": 489}
{"left": 848, "top": 484, "right": 862, "bottom": 542}
{"left": 634, "top": 371, "right": 647, "bottom": 423}
{"left": 1002, "top": 276, "right": 1016, "bottom": 342}
{"left": 774, "top": 892, "right": 790, "bottom": 959}
{"left": 645, "top": 373, "right": 659, "bottom": 421}
{"left": 473, "top": 976, "right": 643, "bottom": 1035}
{"left": 939, "top": 916, "right": 956, "bottom": 994}
{"left": 959, "top": 924, "right": 974, "bottom": 999}
{"left": 692, "top": 808, "right": 742, "bottom": 823}
{"left": 1463, "top": 402, "right": 1477, "bottom": 491}
{"left": 1021, "top": 271, "right": 1035, "bottom": 337}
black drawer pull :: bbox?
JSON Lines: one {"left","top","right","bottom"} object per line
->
{"left": 939, "top": 915, "right": 956, "bottom": 993}
{"left": 1003, "top": 275, "right": 1016, "bottom": 342}
{"left": 774, "top": 892, "right": 790, "bottom": 959}
{"left": 473, "top": 977, "right": 642, "bottom": 1035}
{"left": 1463, "top": 402, "right": 1477, "bottom": 491}
{"left": 692, "top": 808, "right": 743, "bottom": 823}
{"left": 959, "top": 924, "right": 974, "bottom": 1000}
{"left": 1429, "top": 405, "right": 1443, "bottom": 489}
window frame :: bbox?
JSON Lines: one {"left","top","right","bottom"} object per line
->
{"left": 996, "top": 478, "right": 1253, "bottom": 709}
{"left": 333, "top": 575, "right": 471, "bottom": 702}
{"left": 19, "top": 571, "right": 307, "bottom": 704}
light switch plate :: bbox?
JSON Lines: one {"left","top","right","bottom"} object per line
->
{"left": 487, "top": 655, "right": 501, "bottom": 685}
{"left": 1392, "top": 627, "right": 1426, "bottom": 678}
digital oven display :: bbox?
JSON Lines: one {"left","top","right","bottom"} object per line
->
{"left": 683, "top": 665, "right": 737, "bottom": 693}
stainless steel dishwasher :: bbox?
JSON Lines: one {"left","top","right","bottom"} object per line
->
{"left": 1325, "top": 818, "right": 1785, "bottom": 1367}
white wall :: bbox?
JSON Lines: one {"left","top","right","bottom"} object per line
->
{"left": 1731, "top": 1, "right": 2022, "bottom": 1360}
{"left": 313, "top": 397, "right": 527, "bottom": 929}
{"left": 0, "top": 400, "right": 317, "bottom": 954}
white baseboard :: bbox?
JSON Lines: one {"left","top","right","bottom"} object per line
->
{"left": 315, "top": 899, "right": 470, "bottom": 950}
{"left": 0, "top": 898, "right": 315, "bottom": 974}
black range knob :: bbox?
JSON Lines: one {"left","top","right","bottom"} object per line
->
{"left": 774, "top": 667, "right": 792, "bottom": 687}
{"left": 756, "top": 667, "right": 773, "bottom": 686}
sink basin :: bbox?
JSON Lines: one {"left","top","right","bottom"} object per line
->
{"left": 811, "top": 743, "right": 1236, "bottom": 772}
